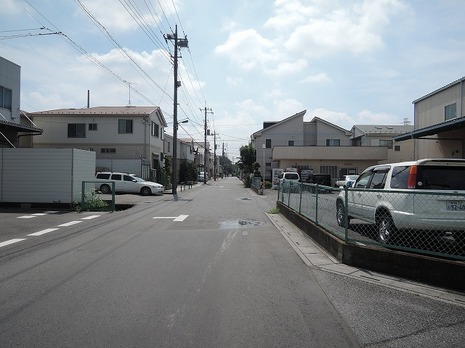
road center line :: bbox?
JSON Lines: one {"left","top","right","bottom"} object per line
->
{"left": 0, "top": 239, "right": 26, "bottom": 248}
{"left": 81, "top": 215, "right": 101, "bottom": 220}
{"left": 58, "top": 221, "right": 83, "bottom": 227}
{"left": 28, "top": 228, "right": 60, "bottom": 236}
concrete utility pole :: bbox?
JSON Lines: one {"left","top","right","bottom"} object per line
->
{"left": 165, "top": 25, "right": 188, "bottom": 195}
{"left": 200, "top": 106, "right": 213, "bottom": 184}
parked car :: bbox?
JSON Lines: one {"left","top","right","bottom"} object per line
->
{"left": 305, "top": 173, "right": 332, "bottom": 193}
{"left": 278, "top": 172, "right": 300, "bottom": 184}
{"left": 336, "top": 158, "right": 465, "bottom": 244}
{"left": 335, "top": 175, "right": 359, "bottom": 187}
{"left": 278, "top": 171, "right": 300, "bottom": 192}
{"left": 198, "top": 171, "right": 208, "bottom": 182}
{"left": 95, "top": 172, "right": 164, "bottom": 196}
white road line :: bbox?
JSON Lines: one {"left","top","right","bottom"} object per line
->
{"left": 31, "top": 213, "right": 47, "bottom": 216}
{"left": 81, "top": 215, "right": 101, "bottom": 220}
{"left": 18, "top": 215, "right": 36, "bottom": 219}
{"left": 153, "top": 214, "right": 189, "bottom": 222}
{"left": 0, "top": 239, "right": 26, "bottom": 248}
{"left": 28, "top": 228, "right": 59, "bottom": 236}
{"left": 58, "top": 221, "right": 83, "bottom": 227}
{"left": 44, "top": 211, "right": 60, "bottom": 214}
{"left": 174, "top": 214, "right": 189, "bottom": 221}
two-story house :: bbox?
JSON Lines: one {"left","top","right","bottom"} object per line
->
{"left": 252, "top": 110, "right": 414, "bottom": 184}
{"left": 28, "top": 106, "right": 167, "bottom": 182}
{"left": 394, "top": 77, "right": 465, "bottom": 159}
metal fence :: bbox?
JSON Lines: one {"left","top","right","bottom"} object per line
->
{"left": 278, "top": 181, "right": 465, "bottom": 261}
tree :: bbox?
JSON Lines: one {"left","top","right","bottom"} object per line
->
{"left": 238, "top": 143, "right": 256, "bottom": 174}
{"left": 238, "top": 143, "right": 256, "bottom": 187}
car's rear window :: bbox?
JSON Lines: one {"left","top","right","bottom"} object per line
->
{"left": 96, "top": 173, "right": 110, "bottom": 179}
{"left": 417, "top": 166, "right": 465, "bottom": 190}
{"left": 285, "top": 173, "right": 299, "bottom": 180}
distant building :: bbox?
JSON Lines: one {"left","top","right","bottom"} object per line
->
{"left": 251, "top": 110, "right": 414, "bottom": 184}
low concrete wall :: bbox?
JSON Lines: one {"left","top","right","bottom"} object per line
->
{"left": 277, "top": 200, "right": 465, "bottom": 292}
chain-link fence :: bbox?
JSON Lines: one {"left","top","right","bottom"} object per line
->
{"left": 278, "top": 181, "right": 465, "bottom": 260}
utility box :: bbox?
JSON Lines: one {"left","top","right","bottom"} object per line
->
{"left": 0, "top": 148, "right": 96, "bottom": 205}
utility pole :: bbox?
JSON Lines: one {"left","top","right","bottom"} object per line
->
{"left": 213, "top": 131, "right": 217, "bottom": 181}
{"left": 165, "top": 25, "right": 188, "bottom": 195}
{"left": 200, "top": 106, "right": 213, "bottom": 184}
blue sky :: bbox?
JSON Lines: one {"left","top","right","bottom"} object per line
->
{"left": 1, "top": 0, "right": 465, "bottom": 159}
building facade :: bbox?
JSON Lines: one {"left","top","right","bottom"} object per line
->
{"left": 28, "top": 106, "right": 167, "bottom": 181}
{"left": 0, "top": 56, "right": 42, "bottom": 148}
{"left": 395, "top": 77, "right": 465, "bottom": 159}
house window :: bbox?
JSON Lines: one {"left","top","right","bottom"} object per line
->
{"left": 265, "top": 139, "right": 271, "bottom": 148}
{"left": 0, "top": 86, "right": 12, "bottom": 110}
{"left": 101, "top": 148, "right": 116, "bottom": 153}
{"left": 89, "top": 123, "right": 97, "bottom": 131}
{"left": 326, "top": 139, "right": 340, "bottom": 146}
{"left": 118, "top": 119, "right": 133, "bottom": 134}
{"left": 151, "top": 121, "right": 160, "bottom": 137}
{"left": 379, "top": 140, "right": 393, "bottom": 149}
{"left": 68, "top": 123, "right": 86, "bottom": 138}
{"left": 395, "top": 145, "right": 400, "bottom": 151}
{"left": 288, "top": 140, "right": 294, "bottom": 146}
{"left": 445, "top": 103, "right": 456, "bottom": 120}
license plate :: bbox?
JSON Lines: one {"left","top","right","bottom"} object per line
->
{"left": 446, "top": 200, "right": 465, "bottom": 211}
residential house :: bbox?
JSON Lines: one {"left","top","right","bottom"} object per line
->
{"left": 351, "top": 125, "right": 414, "bottom": 164}
{"left": 192, "top": 140, "right": 211, "bottom": 178}
{"left": 252, "top": 110, "right": 414, "bottom": 184}
{"left": 394, "top": 77, "right": 465, "bottom": 159}
{"left": 28, "top": 106, "right": 167, "bottom": 182}
{"left": 251, "top": 110, "right": 306, "bottom": 181}
{"left": 0, "top": 56, "right": 42, "bottom": 148}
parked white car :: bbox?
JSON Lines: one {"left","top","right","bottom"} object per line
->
{"left": 336, "top": 159, "right": 465, "bottom": 244}
{"left": 95, "top": 172, "right": 164, "bottom": 196}
{"left": 335, "top": 175, "right": 359, "bottom": 187}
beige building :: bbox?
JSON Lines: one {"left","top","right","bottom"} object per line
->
{"left": 395, "top": 77, "right": 465, "bottom": 159}
{"left": 28, "top": 106, "right": 167, "bottom": 181}
{"left": 252, "top": 110, "right": 414, "bottom": 184}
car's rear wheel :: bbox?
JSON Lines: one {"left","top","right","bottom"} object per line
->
{"left": 377, "top": 213, "right": 396, "bottom": 244}
{"left": 336, "top": 201, "right": 348, "bottom": 227}
{"left": 140, "top": 187, "right": 151, "bottom": 196}
{"left": 100, "top": 184, "right": 111, "bottom": 194}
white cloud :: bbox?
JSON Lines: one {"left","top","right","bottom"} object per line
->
{"left": 79, "top": 0, "right": 177, "bottom": 32}
{"left": 3, "top": 0, "right": 22, "bottom": 15}
{"left": 300, "top": 72, "right": 331, "bottom": 84}
{"left": 215, "top": 29, "right": 276, "bottom": 70}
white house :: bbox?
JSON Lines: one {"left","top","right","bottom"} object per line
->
{"left": 28, "top": 106, "right": 167, "bottom": 182}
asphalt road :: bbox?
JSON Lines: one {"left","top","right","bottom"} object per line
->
{"left": 0, "top": 177, "right": 464, "bottom": 347}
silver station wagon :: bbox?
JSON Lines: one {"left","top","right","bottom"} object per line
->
{"left": 336, "top": 159, "right": 465, "bottom": 244}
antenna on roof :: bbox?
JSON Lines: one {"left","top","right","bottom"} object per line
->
{"left": 87, "top": 90, "right": 90, "bottom": 108}
{"left": 124, "top": 81, "right": 136, "bottom": 106}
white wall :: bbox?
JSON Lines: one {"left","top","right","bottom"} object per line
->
{"left": 0, "top": 148, "right": 95, "bottom": 204}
